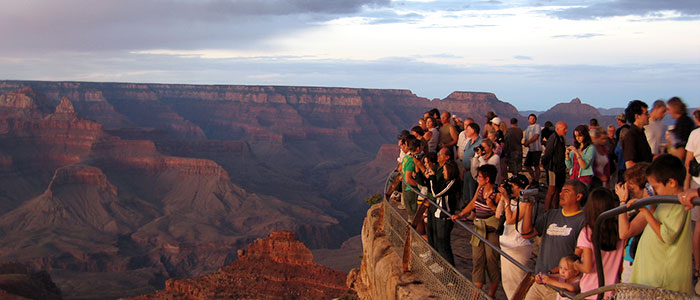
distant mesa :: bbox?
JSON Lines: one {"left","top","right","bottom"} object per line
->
{"left": 124, "top": 231, "right": 354, "bottom": 300}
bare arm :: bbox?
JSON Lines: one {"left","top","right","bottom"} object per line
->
{"left": 525, "top": 133, "right": 540, "bottom": 146}
{"left": 452, "top": 188, "right": 478, "bottom": 221}
{"left": 446, "top": 126, "right": 458, "bottom": 147}
{"left": 520, "top": 201, "right": 538, "bottom": 238}
{"left": 685, "top": 150, "right": 695, "bottom": 189}
{"left": 639, "top": 207, "right": 663, "bottom": 242}
{"left": 574, "top": 247, "right": 594, "bottom": 274}
{"left": 540, "top": 274, "right": 578, "bottom": 292}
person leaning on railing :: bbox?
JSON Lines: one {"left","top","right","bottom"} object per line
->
{"left": 619, "top": 154, "right": 692, "bottom": 294}
{"left": 494, "top": 174, "right": 534, "bottom": 299}
{"left": 452, "top": 164, "right": 501, "bottom": 297}
{"left": 520, "top": 179, "right": 587, "bottom": 300}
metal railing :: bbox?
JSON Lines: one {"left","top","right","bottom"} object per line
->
{"left": 384, "top": 169, "right": 576, "bottom": 299}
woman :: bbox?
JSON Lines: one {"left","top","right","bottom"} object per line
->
{"left": 412, "top": 126, "right": 429, "bottom": 155}
{"left": 425, "top": 117, "right": 439, "bottom": 153}
{"left": 425, "top": 159, "right": 460, "bottom": 265}
{"left": 477, "top": 138, "right": 503, "bottom": 184}
{"left": 565, "top": 125, "right": 595, "bottom": 185}
{"left": 496, "top": 174, "right": 533, "bottom": 299}
{"left": 590, "top": 127, "right": 611, "bottom": 188}
{"left": 574, "top": 188, "right": 624, "bottom": 299}
{"left": 452, "top": 164, "right": 501, "bottom": 297}
{"left": 615, "top": 162, "right": 650, "bottom": 283}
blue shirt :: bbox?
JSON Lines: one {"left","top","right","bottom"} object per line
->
{"left": 462, "top": 136, "right": 482, "bottom": 170}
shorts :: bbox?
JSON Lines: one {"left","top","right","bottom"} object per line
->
{"left": 524, "top": 151, "right": 541, "bottom": 167}
{"left": 548, "top": 170, "right": 566, "bottom": 189}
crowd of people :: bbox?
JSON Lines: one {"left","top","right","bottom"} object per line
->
{"left": 388, "top": 97, "right": 700, "bottom": 299}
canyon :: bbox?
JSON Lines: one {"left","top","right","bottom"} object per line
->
{"left": 0, "top": 80, "right": 615, "bottom": 299}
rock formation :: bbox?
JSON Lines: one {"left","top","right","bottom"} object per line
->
{"left": 124, "top": 231, "right": 354, "bottom": 300}
{"left": 0, "top": 263, "right": 62, "bottom": 300}
{"left": 347, "top": 203, "right": 435, "bottom": 300}
{"left": 539, "top": 98, "right": 616, "bottom": 132}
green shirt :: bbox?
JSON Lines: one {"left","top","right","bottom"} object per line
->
{"left": 630, "top": 203, "right": 692, "bottom": 294}
{"left": 402, "top": 155, "right": 416, "bottom": 191}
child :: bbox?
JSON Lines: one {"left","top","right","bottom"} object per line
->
{"left": 574, "top": 188, "right": 624, "bottom": 299}
{"left": 535, "top": 254, "right": 581, "bottom": 300}
{"left": 620, "top": 154, "right": 692, "bottom": 294}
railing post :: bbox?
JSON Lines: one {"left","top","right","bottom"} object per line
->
{"left": 402, "top": 224, "right": 411, "bottom": 272}
{"left": 511, "top": 272, "right": 536, "bottom": 300}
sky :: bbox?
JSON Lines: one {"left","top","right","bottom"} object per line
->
{"left": 1, "top": 0, "right": 699, "bottom": 110}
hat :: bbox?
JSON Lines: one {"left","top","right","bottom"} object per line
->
{"left": 485, "top": 111, "right": 497, "bottom": 121}
{"left": 616, "top": 113, "right": 626, "bottom": 122}
{"left": 397, "top": 130, "right": 411, "bottom": 140}
{"left": 491, "top": 117, "right": 502, "bottom": 125}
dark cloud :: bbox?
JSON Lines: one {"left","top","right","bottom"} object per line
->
{"left": 550, "top": 0, "right": 700, "bottom": 20}
{"left": 0, "top": 0, "right": 389, "bottom": 55}
{"left": 551, "top": 33, "right": 604, "bottom": 39}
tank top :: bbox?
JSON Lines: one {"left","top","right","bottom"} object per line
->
{"left": 428, "top": 128, "right": 439, "bottom": 152}
{"left": 474, "top": 186, "right": 497, "bottom": 219}
{"left": 439, "top": 124, "right": 455, "bottom": 147}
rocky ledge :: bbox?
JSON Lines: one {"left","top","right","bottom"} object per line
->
{"left": 347, "top": 203, "right": 435, "bottom": 300}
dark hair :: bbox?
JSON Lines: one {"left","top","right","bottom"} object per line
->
{"left": 589, "top": 118, "right": 599, "bottom": 127}
{"left": 397, "top": 130, "right": 411, "bottom": 141}
{"left": 667, "top": 97, "right": 687, "bottom": 114}
{"left": 425, "top": 116, "right": 436, "bottom": 128}
{"left": 409, "top": 138, "right": 422, "bottom": 152}
{"left": 440, "top": 146, "right": 454, "bottom": 160}
{"left": 624, "top": 162, "right": 650, "bottom": 189}
{"left": 646, "top": 154, "right": 686, "bottom": 187}
{"left": 425, "top": 151, "right": 438, "bottom": 164}
{"left": 403, "top": 134, "right": 417, "bottom": 147}
{"left": 510, "top": 118, "right": 518, "bottom": 125}
{"left": 573, "top": 125, "right": 592, "bottom": 149}
{"left": 528, "top": 113, "right": 537, "bottom": 120}
{"left": 477, "top": 164, "right": 497, "bottom": 184}
{"left": 467, "top": 122, "right": 481, "bottom": 135}
{"left": 694, "top": 109, "right": 700, "bottom": 123}
{"left": 564, "top": 179, "right": 588, "bottom": 205}
{"left": 506, "top": 174, "right": 529, "bottom": 189}
{"left": 444, "top": 160, "right": 459, "bottom": 181}
{"left": 625, "top": 100, "right": 648, "bottom": 124}
{"left": 429, "top": 108, "right": 441, "bottom": 118}
{"left": 411, "top": 126, "right": 425, "bottom": 136}
{"left": 584, "top": 188, "right": 619, "bottom": 251}
{"left": 544, "top": 121, "right": 553, "bottom": 127}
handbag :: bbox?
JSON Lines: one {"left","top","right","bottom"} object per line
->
{"left": 690, "top": 157, "right": 700, "bottom": 177}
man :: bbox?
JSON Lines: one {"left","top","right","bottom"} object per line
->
{"left": 622, "top": 100, "right": 653, "bottom": 169}
{"left": 521, "top": 180, "right": 586, "bottom": 300}
{"left": 401, "top": 135, "right": 419, "bottom": 217}
{"left": 541, "top": 121, "right": 568, "bottom": 210}
{"left": 645, "top": 100, "right": 667, "bottom": 157}
{"left": 386, "top": 130, "right": 411, "bottom": 202}
{"left": 456, "top": 118, "right": 473, "bottom": 162}
{"left": 589, "top": 118, "right": 599, "bottom": 130}
{"left": 667, "top": 97, "right": 695, "bottom": 160}
{"left": 439, "top": 112, "right": 459, "bottom": 151}
{"left": 523, "top": 114, "right": 542, "bottom": 184}
{"left": 460, "top": 122, "right": 482, "bottom": 211}
{"left": 504, "top": 117, "right": 523, "bottom": 176}
{"left": 614, "top": 113, "right": 629, "bottom": 145}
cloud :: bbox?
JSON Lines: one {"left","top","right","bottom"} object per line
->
{"left": 551, "top": 33, "right": 605, "bottom": 39}
{"left": 514, "top": 55, "right": 533, "bottom": 60}
{"left": 549, "top": 0, "right": 700, "bottom": 20}
{"left": 0, "top": 0, "right": 390, "bottom": 55}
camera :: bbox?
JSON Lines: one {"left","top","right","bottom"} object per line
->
{"left": 518, "top": 189, "right": 538, "bottom": 203}
{"left": 499, "top": 182, "right": 514, "bottom": 196}
{"left": 473, "top": 145, "right": 484, "bottom": 153}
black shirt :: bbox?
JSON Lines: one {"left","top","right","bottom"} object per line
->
{"left": 622, "top": 124, "right": 653, "bottom": 164}
{"left": 542, "top": 134, "right": 566, "bottom": 173}
{"left": 671, "top": 114, "right": 696, "bottom": 148}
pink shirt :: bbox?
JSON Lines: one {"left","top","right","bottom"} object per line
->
{"left": 576, "top": 226, "right": 625, "bottom": 299}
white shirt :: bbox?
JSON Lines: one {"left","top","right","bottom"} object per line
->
{"left": 478, "top": 153, "right": 502, "bottom": 184}
{"left": 456, "top": 131, "right": 468, "bottom": 161}
{"left": 686, "top": 127, "right": 700, "bottom": 186}
{"left": 645, "top": 118, "right": 667, "bottom": 155}
{"left": 524, "top": 123, "right": 542, "bottom": 152}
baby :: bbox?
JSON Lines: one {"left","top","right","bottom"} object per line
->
{"left": 535, "top": 254, "right": 581, "bottom": 299}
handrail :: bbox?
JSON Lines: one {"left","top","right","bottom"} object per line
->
{"left": 592, "top": 195, "right": 700, "bottom": 300}
{"left": 386, "top": 168, "right": 577, "bottom": 299}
